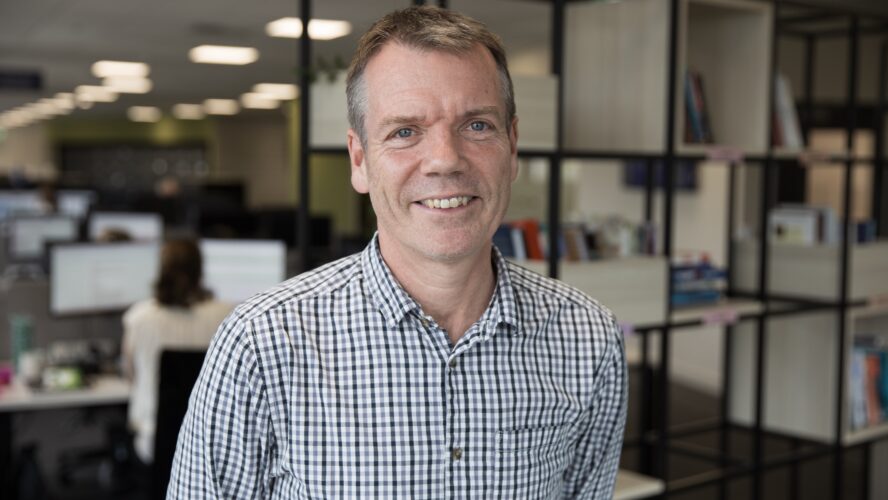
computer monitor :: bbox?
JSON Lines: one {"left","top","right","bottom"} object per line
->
{"left": 89, "top": 212, "right": 163, "bottom": 241}
{"left": 50, "top": 242, "right": 160, "bottom": 315}
{"left": 7, "top": 215, "right": 80, "bottom": 262}
{"left": 200, "top": 239, "right": 287, "bottom": 303}
{"left": 57, "top": 189, "right": 97, "bottom": 218}
{"left": 0, "top": 190, "right": 44, "bottom": 219}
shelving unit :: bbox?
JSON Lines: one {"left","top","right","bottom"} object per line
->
{"left": 292, "top": 0, "right": 888, "bottom": 498}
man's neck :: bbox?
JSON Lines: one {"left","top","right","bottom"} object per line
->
{"left": 377, "top": 235, "right": 496, "bottom": 346}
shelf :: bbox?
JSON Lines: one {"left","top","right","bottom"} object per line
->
{"left": 615, "top": 469, "right": 666, "bottom": 500}
{"left": 564, "top": 0, "right": 772, "bottom": 155}
{"left": 513, "top": 256, "right": 668, "bottom": 330}
{"left": 670, "top": 297, "right": 764, "bottom": 325}
{"left": 846, "top": 421, "right": 888, "bottom": 446}
{"left": 732, "top": 240, "right": 888, "bottom": 302}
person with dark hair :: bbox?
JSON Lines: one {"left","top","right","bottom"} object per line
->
{"left": 170, "top": 6, "right": 626, "bottom": 498}
{"left": 122, "top": 239, "right": 232, "bottom": 465}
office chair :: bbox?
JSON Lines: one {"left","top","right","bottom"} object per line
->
{"left": 151, "top": 349, "right": 206, "bottom": 500}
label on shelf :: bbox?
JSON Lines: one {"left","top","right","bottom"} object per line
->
{"left": 702, "top": 307, "right": 739, "bottom": 326}
{"left": 868, "top": 294, "right": 888, "bottom": 309}
{"left": 706, "top": 147, "right": 744, "bottom": 163}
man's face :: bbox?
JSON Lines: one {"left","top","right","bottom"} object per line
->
{"left": 347, "top": 42, "right": 518, "bottom": 264}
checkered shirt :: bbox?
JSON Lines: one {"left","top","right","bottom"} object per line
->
{"left": 168, "top": 234, "right": 627, "bottom": 499}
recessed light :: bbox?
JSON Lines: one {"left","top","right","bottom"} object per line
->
{"left": 189, "top": 45, "right": 258, "bottom": 65}
{"left": 75, "top": 85, "right": 118, "bottom": 103}
{"left": 241, "top": 93, "right": 281, "bottom": 110}
{"left": 92, "top": 61, "right": 150, "bottom": 78}
{"left": 103, "top": 76, "right": 153, "bottom": 94}
{"left": 203, "top": 99, "right": 240, "bottom": 115}
{"left": 266, "top": 17, "right": 352, "bottom": 40}
{"left": 252, "top": 83, "right": 299, "bottom": 100}
{"left": 172, "top": 104, "right": 206, "bottom": 120}
{"left": 128, "top": 106, "right": 162, "bottom": 123}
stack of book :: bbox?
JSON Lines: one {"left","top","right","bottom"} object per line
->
{"left": 493, "top": 218, "right": 657, "bottom": 261}
{"left": 769, "top": 204, "right": 839, "bottom": 245}
{"left": 671, "top": 258, "right": 726, "bottom": 308}
{"left": 850, "top": 337, "right": 888, "bottom": 431}
{"left": 684, "top": 68, "right": 715, "bottom": 144}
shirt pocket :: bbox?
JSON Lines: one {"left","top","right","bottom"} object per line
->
{"left": 495, "top": 425, "right": 570, "bottom": 497}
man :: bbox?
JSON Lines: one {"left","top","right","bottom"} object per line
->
{"left": 168, "top": 6, "right": 626, "bottom": 499}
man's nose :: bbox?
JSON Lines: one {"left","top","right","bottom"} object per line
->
{"left": 421, "top": 128, "right": 463, "bottom": 176}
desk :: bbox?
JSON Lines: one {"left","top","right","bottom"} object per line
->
{"left": 0, "top": 375, "right": 130, "bottom": 495}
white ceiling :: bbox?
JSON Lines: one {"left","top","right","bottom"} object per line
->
{"left": 0, "top": 0, "right": 552, "bottom": 119}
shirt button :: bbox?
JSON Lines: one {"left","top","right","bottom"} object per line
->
{"left": 451, "top": 447, "right": 463, "bottom": 461}
{"left": 420, "top": 318, "right": 429, "bottom": 328}
{"left": 449, "top": 358, "right": 457, "bottom": 369}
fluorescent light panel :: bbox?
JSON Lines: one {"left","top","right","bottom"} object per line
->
{"left": 252, "top": 83, "right": 299, "bottom": 100}
{"left": 92, "top": 60, "right": 150, "bottom": 78}
{"left": 266, "top": 18, "right": 352, "bottom": 40}
{"left": 241, "top": 93, "right": 280, "bottom": 110}
{"left": 128, "top": 106, "right": 162, "bottom": 122}
{"left": 76, "top": 85, "right": 118, "bottom": 103}
{"left": 203, "top": 99, "right": 240, "bottom": 115}
{"left": 103, "top": 76, "right": 152, "bottom": 94}
{"left": 173, "top": 104, "right": 205, "bottom": 120}
{"left": 189, "top": 45, "right": 258, "bottom": 65}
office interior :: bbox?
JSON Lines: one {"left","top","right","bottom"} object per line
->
{"left": 1, "top": 0, "right": 888, "bottom": 498}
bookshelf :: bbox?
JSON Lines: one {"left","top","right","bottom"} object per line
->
{"left": 729, "top": 304, "right": 888, "bottom": 446}
{"left": 564, "top": 0, "right": 772, "bottom": 155}
{"left": 292, "top": 0, "right": 888, "bottom": 498}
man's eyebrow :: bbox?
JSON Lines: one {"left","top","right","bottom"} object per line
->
{"left": 461, "top": 106, "right": 501, "bottom": 119}
{"left": 378, "top": 114, "right": 425, "bottom": 129}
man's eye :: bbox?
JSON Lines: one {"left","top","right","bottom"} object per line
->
{"left": 396, "top": 128, "right": 413, "bottom": 138}
{"left": 469, "top": 121, "right": 488, "bottom": 132}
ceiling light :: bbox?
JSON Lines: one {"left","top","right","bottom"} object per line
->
{"left": 76, "top": 85, "right": 118, "bottom": 103}
{"left": 189, "top": 45, "right": 258, "bottom": 65}
{"left": 92, "top": 60, "right": 150, "bottom": 78}
{"left": 203, "top": 99, "right": 240, "bottom": 115}
{"left": 128, "top": 106, "right": 162, "bottom": 123}
{"left": 172, "top": 104, "right": 205, "bottom": 120}
{"left": 53, "top": 93, "right": 76, "bottom": 110}
{"left": 241, "top": 92, "right": 280, "bottom": 110}
{"left": 252, "top": 83, "right": 299, "bottom": 100}
{"left": 38, "top": 99, "right": 71, "bottom": 115}
{"left": 103, "top": 76, "right": 152, "bottom": 94}
{"left": 266, "top": 17, "right": 352, "bottom": 40}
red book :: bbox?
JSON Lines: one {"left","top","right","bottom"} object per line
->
{"left": 512, "top": 219, "right": 544, "bottom": 260}
{"left": 867, "top": 353, "right": 882, "bottom": 426}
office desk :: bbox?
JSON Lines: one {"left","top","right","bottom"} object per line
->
{"left": 0, "top": 375, "right": 130, "bottom": 495}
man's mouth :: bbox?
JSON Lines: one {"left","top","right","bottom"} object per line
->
{"left": 418, "top": 196, "right": 475, "bottom": 209}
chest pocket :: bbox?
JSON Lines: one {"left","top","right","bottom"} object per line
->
{"left": 495, "top": 424, "right": 570, "bottom": 498}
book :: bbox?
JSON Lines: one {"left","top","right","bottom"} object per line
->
{"left": 510, "top": 227, "right": 527, "bottom": 260}
{"left": 493, "top": 224, "right": 515, "bottom": 257}
{"left": 774, "top": 73, "right": 804, "bottom": 149}
{"left": 512, "top": 219, "right": 544, "bottom": 260}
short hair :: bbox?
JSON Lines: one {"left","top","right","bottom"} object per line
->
{"left": 154, "top": 238, "right": 211, "bottom": 308}
{"left": 346, "top": 5, "right": 515, "bottom": 144}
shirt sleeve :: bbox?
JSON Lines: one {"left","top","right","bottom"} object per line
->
{"left": 562, "top": 315, "right": 628, "bottom": 499}
{"left": 167, "top": 314, "right": 275, "bottom": 499}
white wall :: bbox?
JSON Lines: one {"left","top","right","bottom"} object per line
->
{"left": 0, "top": 123, "right": 57, "bottom": 180}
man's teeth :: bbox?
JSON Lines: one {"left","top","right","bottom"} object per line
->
{"left": 422, "top": 196, "right": 471, "bottom": 209}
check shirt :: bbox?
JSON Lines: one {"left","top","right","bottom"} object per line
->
{"left": 168, "top": 234, "right": 627, "bottom": 499}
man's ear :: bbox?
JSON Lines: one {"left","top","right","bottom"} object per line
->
{"left": 509, "top": 116, "right": 519, "bottom": 182}
{"left": 347, "top": 129, "right": 369, "bottom": 194}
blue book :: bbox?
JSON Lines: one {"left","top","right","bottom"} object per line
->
{"left": 493, "top": 224, "right": 515, "bottom": 258}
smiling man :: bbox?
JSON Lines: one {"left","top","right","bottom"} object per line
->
{"left": 168, "top": 6, "right": 626, "bottom": 499}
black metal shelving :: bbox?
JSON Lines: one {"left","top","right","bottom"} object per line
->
{"left": 294, "top": 1, "right": 888, "bottom": 498}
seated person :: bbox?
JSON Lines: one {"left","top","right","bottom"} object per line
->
{"left": 121, "top": 238, "right": 233, "bottom": 465}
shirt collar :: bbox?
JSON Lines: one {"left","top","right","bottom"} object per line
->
{"left": 360, "top": 232, "right": 521, "bottom": 335}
